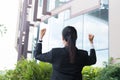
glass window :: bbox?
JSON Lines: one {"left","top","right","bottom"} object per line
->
{"left": 41, "top": 11, "right": 66, "bottom": 52}
{"left": 64, "top": 15, "right": 84, "bottom": 49}
{"left": 48, "top": 0, "right": 71, "bottom": 11}
{"left": 48, "top": 11, "right": 65, "bottom": 48}
{"left": 95, "top": 50, "right": 109, "bottom": 67}
{"left": 83, "top": 10, "right": 108, "bottom": 51}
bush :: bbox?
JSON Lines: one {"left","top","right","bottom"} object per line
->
{"left": 38, "top": 62, "right": 52, "bottom": 80}
{"left": 0, "top": 74, "right": 3, "bottom": 80}
{"left": 1, "top": 58, "right": 120, "bottom": 80}
{"left": 0, "top": 71, "right": 6, "bottom": 80}
{"left": 2, "top": 59, "right": 52, "bottom": 80}
{"left": 96, "top": 63, "right": 120, "bottom": 80}
{"left": 82, "top": 66, "right": 101, "bottom": 80}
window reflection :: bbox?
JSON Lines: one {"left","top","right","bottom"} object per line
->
{"left": 38, "top": 0, "right": 71, "bottom": 12}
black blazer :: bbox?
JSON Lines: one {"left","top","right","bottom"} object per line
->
{"left": 34, "top": 43, "right": 96, "bottom": 80}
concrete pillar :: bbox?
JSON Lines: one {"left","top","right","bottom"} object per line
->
{"left": 109, "top": 0, "right": 120, "bottom": 63}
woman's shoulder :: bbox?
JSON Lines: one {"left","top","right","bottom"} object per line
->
{"left": 77, "top": 49, "right": 88, "bottom": 54}
{"left": 76, "top": 48, "right": 87, "bottom": 52}
{"left": 51, "top": 47, "right": 67, "bottom": 56}
{"left": 52, "top": 47, "right": 64, "bottom": 50}
{"left": 51, "top": 47, "right": 65, "bottom": 52}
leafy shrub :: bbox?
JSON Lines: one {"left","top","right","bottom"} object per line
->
{"left": 96, "top": 63, "right": 120, "bottom": 80}
{"left": 3, "top": 59, "right": 52, "bottom": 80}
{"left": 0, "top": 73, "right": 3, "bottom": 80}
{"left": 82, "top": 66, "right": 101, "bottom": 80}
{"left": 0, "top": 71, "right": 6, "bottom": 80}
{"left": 38, "top": 62, "right": 52, "bottom": 80}
{"left": 1, "top": 58, "right": 120, "bottom": 80}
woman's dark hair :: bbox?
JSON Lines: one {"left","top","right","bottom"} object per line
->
{"left": 62, "top": 26, "right": 77, "bottom": 63}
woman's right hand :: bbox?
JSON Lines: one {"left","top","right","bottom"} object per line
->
{"left": 88, "top": 34, "right": 94, "bottom": 44}
{"left": 40, "top": 28, "right": 46, "bottom": 40}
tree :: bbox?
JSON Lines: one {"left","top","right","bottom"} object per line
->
{"left": 0, "top": 24, "right": 7, "bottom": 37}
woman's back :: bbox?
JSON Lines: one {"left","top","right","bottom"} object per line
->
{"left": 50, "top": 47, "right": 96, "bottom": 80}
{"left": 34, "top": 26, "right": 96, "bottom": 80}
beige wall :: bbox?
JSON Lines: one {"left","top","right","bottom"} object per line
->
{"left": 109, "top": 0, "right": 120, "bottom": 63}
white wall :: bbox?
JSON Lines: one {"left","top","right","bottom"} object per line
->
{"left": 109, "top": 0, "right": 120, "bottom": 62}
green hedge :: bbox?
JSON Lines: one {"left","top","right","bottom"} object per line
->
{"left": 0, "top": 59, "right": 52, "bottom": 80}
{"left": 0, "top": 59, "right": 120, "bottom": 80}
{"left": 96, "top": 63, "right": 120, "bottom": 80}
{"left": 82, "top": 66, "right": 101, "bottom": 80}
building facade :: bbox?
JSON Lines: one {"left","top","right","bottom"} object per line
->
{"left": 15, "top": 0, "right": 120, "bottom": 66}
